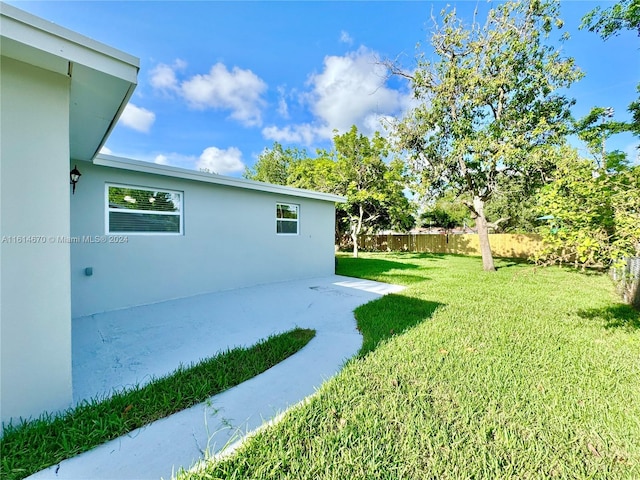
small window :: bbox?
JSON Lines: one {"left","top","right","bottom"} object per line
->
{"left": 106, "top": 184, "right": 183, "bottom": 235}
{"left": 276, "top": 203, "right": 299, "bottom": 235}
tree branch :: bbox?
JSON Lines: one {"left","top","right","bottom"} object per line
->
{"left": 486, "top": 217, "right": 510, "bottom": 230}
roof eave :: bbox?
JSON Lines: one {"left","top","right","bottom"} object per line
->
{"left": 0, "top": 2, "right": 140, "bottom": 162}
{"left": 93, "top": 154, "right": 347, "bottom": 203}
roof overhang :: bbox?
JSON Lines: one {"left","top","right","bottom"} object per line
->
{"left": 94, "top": 154, "right": 347, "bottom": 203}
{"left": 0, "top": 3, "right": 139, "bottom": 161}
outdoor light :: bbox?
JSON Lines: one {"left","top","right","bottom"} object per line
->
{"left": 70, "top": 165, "right": 81, "bottom": 194}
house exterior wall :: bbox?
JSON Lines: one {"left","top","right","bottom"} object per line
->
{"left": 0, "top": 57, "right": 73, "bottom": 425}
{"left": 71, "top": 162, "right": 337, "bottom": 317}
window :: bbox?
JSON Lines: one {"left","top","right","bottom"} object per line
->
{"left": 106, "top": 184, "right": 183, "bottom": 235}
{"left": 276, "top": 203, "right": 298, "bottom": 235}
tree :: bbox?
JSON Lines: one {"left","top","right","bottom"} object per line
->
{"left": 243, "top": 142, "right": 308, "bottom": 184}
{"left": 539, "top": 2, "right": 640, "bottom": 270}
{"left": 245, "top": 128, "right": 415, "bottom": 256}
{"left": 389, "top": 0, "right": 582, "bottom": 270}
{"left": 484, "top": 175, "right": 541, "bottom": 233}
{"left": 330, "top": 126, "right": 415, "bottom": 257}
{"left": 287, "top": 156, "right": 339, "bottom": 194}
{"left": 419, "top": 208, "right": 459, "bottom": 232}
{"left": 535, "top": 149, "right": 640, "bottom": 269}
{"left": 536, "top": 105, "right": 640, "bottom": 269}
{"left": 574, "top": 106, "right": 633, "bottom": 172}
{"left": 582, "top": 0, "right": 640, "bottom": 136}
{"left": 419, "top": 191, "right": 471, "bottom": 231}
{"left": 581, "top": 0, "right": 640, "bottom": 40}
{"left": 287, "top": 156, "right": 345, "bottom": 241}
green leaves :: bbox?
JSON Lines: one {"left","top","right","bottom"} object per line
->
{"left": 244, "top": 126, "right": 416, "bottom": 256}
{"left": 580, "top": 0, "right": 640, "bottom": 40}
{"left": 391, "top": 0, "right": 582, "bottom": 269}
{"left": 535, "top": 151, "right": 640, "bottom": 269}
{"left": 330, "top": 127, "right": 416, "bottom": 251}
{"left": 395, "top": 0, "right": 583, "bottom": 201}
{"left": 243, "top": 142, "right": 309, "bottom": 185}
{"left": 574, "top": 107, "right": 632, "bottom": 169}
{"left": 581, "top": 1, "right": 640, "bottom": 139}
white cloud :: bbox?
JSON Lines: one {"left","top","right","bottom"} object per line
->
{"left": 363, "top": 113, "right": 396, "bottom": 138}
{"left": 277, "top": 86, "right": 289, "bottom": 118}
{"left": 308, "top": 47, "right": 405, "bottom": 135}
{"left": 100, "top": 146, "right": 113, "bottom": 155}
{"left": 173, "top": 59, "right": 188, "bottom": 71}
{"left": 196, "top": 146, "right": 245, "bottom": 175}
{"left": 340, "top": 30, "right": 354, "bottom": 45}
{"left": 154, "top": 154, "right": 169, "bottom": 165}
{"left": 262, "top": 124, "right": 329, "bottom": 146}
{"left": 150, "top": 59, "right": 186, "bottom": 93}
{"left": 261, "top": 46, "right": 412, "bottom": 146}
{"left": 120, "top": 103, "right": 156, "bottom": 133}
{"left": 152, "top": 60, "right": 268, "bottom": 127}
{"left": 150, "top": 63, "right": 179, "bottom": 92}
{"left": 181, "top": 63, "right": 267, "bottom": 126}
{"left": 145, "top": 148, "right": 245, "bottom": 175}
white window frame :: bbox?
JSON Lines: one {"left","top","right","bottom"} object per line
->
{"left": 105, "top": 183, "right": 183, "bottom": 235}
{"left": 276, "top": 203, "right": 299, "bottom": 236}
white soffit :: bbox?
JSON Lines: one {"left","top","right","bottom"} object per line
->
{"left": 94, "top": 154, "right": 347, "bottom": 203}
{"left": 0, "top": 2, "right": 139, "bottom": 161}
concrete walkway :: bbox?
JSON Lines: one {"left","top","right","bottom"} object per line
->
{"left": 28, "top": 275, "right": 403, "bottom": 480}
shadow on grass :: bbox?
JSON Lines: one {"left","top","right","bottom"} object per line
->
{"left": 335, "top": 255, "right": 435, "bottom": 286}
{"left": 577, "top": 304, "right": 640, "bottom": 330}
{"left": 354, "top": 294, "right": 444, "bottom": 357}
{"left": 381, "top": 252, "right": 451, "bottom": 260}
{"left": 494, "top": 257, "right": 532, "bottom": 270}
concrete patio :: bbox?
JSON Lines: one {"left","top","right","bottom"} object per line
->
{"left": 28, "top": 275, "right": 404, "bottom": 479}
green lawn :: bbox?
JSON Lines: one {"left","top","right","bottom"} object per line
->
{"left": 0, "top": 328, "right": 315, "bottom": 480}
{"left": 180, "top": 253, "right": 640, "bottom": 480}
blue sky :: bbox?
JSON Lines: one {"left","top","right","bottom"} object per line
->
{"left": 9, "top": 1, "right": 640, "bottom": 175}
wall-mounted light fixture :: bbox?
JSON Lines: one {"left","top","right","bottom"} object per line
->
{"left": 70, "top": 165, "right": 82, "bottom": 194}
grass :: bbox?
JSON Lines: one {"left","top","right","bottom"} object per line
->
{"left": 0, "top": 327, "right": 315, "bottom": 480}
{"left": 180, "top": 252, "right": 640, "bottom": 480}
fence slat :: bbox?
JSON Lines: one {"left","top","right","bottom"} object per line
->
{"left": 357, "top": 233, "right": 543, "bottom": 259}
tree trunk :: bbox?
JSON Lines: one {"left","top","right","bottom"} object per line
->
{"left": 473, "top": 196, "right": 496, "bottom": 272}
{"left": 351, "top": 205, "right": 364, "bottom": 258}
{"left": 351, "top": 230, "right": 359, "bottom": 258}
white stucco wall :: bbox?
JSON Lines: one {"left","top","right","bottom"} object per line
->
{"left": 0, "top": 57, "right": 73, "bottom": 425}
{"left": 71, "top": 162, "right": 337, "bottom": 317}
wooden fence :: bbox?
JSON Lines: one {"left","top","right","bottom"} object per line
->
{"left": 357, "top": 233, "right": 543, "bottom": 259}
